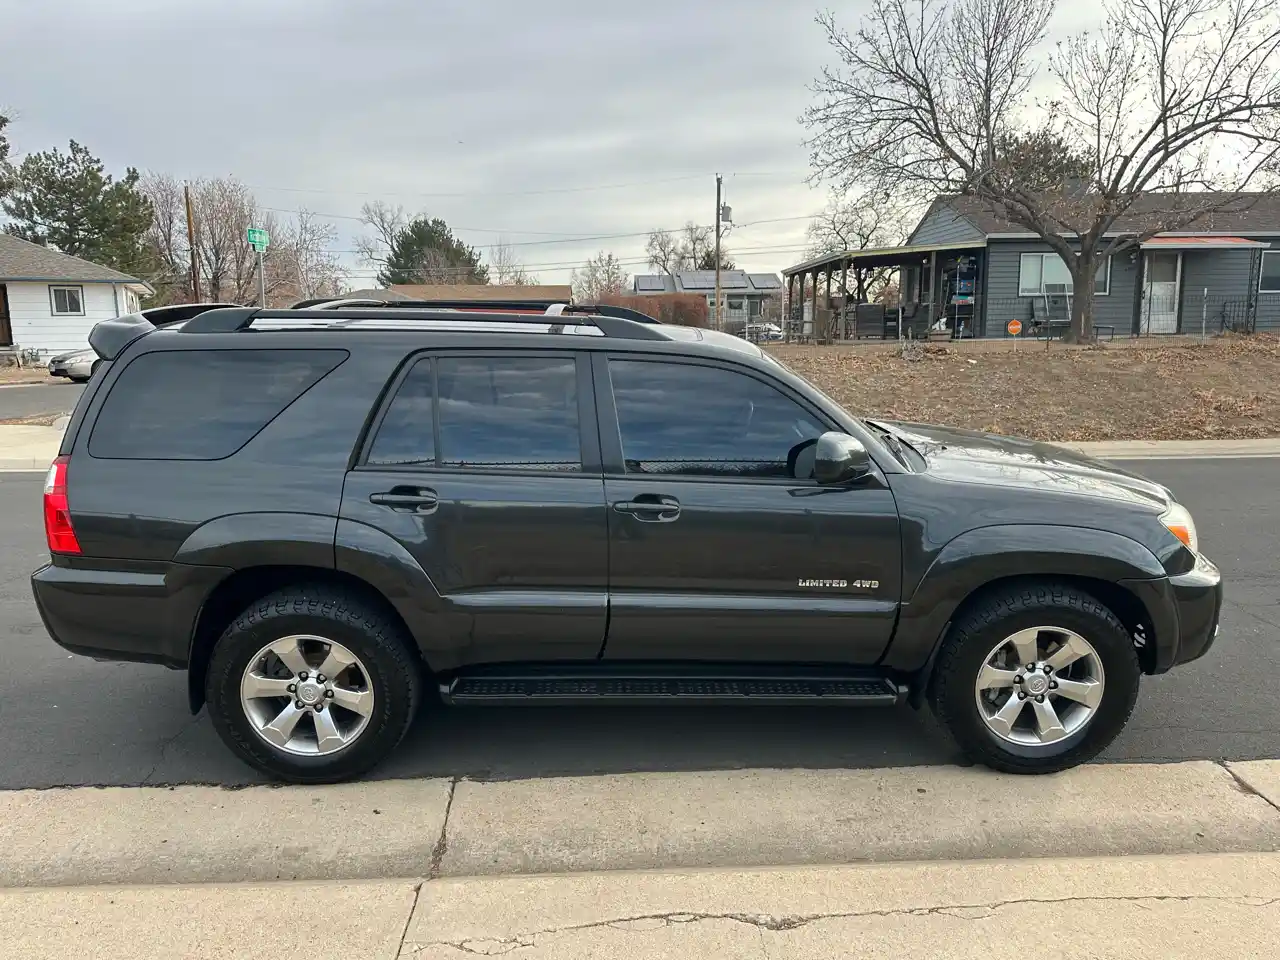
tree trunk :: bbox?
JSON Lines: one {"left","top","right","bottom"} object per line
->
{"left": 1064, "top": 256, "right": 1097, "bottom": 344}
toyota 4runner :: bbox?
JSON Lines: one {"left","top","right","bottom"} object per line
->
{"left": 31, "top": 300, "right": 1223, "bottom": 782}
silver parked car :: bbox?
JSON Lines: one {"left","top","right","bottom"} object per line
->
{"left": 48, "top": 349, "right": 99, "bottom": 383}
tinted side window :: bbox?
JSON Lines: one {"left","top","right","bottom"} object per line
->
{"left": 89, "top": 349, "right": 346, "bottom": 461}
{"left": 609, "top": 360, "right": 824, "bottom": 478}
{"left": 367, "top": 359, "right": 435, "bottom": 466}
{"left": 437, "top": 356, "right": 580, "bottom": 471}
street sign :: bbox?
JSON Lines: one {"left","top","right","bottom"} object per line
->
{"left": 246, "top": 227, "right": 270, "bottom": 252}
{"left": 1007, "top": 319, "right": 1023, "bottom": 336}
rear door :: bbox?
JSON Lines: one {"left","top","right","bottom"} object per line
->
{"left": 596, "top": 354, "right": 901, "bottom": 664}
{"left": 340, "top": 350, "right": 608, "bottom": 666}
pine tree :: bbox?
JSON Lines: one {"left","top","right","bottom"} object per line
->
{"left": 378, "top": 217, "right": 489, "bottom": 286}
{"left": 2, "top": 140, "right": 154, "bottom": 276}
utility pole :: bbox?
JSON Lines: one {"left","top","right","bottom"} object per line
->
{"left": 183, "top": 183, "right": 200, "bottom": 302}
{"left": 713, "top": 174, "right": 723, "bottom": 332}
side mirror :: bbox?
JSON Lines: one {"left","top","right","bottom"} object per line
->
{"left": 813, "top": 432, "right": 871, "bottom": 485}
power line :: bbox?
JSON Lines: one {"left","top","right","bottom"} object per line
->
{"left": 246, "top": 170, "right": 808, "bottom": 201}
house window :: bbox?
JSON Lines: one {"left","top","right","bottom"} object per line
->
{"left": 50, "top": 285, "right": 85, "bottom": 316}
{"left": 1261, "top": 250, "right": 1280, "bottom": 293}
{"left": 1018, "top": 254, "right": 1110, "bottom": 296}
{"left": 727, "top": 298, "right": 744, "bottom": 312}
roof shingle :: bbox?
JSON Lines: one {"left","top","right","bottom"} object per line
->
{"left": 0, "top": 232, "right": 147, "bottom": 285}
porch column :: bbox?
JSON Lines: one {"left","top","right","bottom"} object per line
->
{"left": 840, "top": 259, "right": 849, "bottom": 340}
{"left": 927, "top": 251, "right": 939, "bottom": 329}
{"left": 809, "top": 269, "right": 818, "bottom": 339}
{"left": 785, "top": 273, "right": 794, "bottom": 339}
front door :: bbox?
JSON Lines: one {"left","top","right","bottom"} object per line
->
{"left": 594, "top": 354, "right": 901, "bottom": 664}
{"left": 341, "top": 351, "right": 608, "bottom": 666}
{"left": 1142, "top": 252, "right": 1181, "bottom": 333}
{"left": 0, "top": 285, "right": 12, "bottom": 346}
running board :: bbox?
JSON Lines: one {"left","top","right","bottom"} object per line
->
{"left": 441, "top": 669, "right": 903, "bottom": 706}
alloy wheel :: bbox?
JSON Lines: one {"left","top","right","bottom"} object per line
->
{"left": 239, "top": 635, "right": 375, "bottom": 756}
{"left": 973, "top": 626, "right": 1106, "bottom": 746}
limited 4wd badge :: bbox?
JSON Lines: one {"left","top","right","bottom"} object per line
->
{"left": 797, "top": 578, "right": 879, "bottom": 590}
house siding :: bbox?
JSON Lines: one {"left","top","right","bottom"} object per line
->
{"left": 5, "top": 281, "right": 123, "bottom": 355}
{"left": 908, "top": 206, "right": 986, "bottom": 246}
{"left": 1179, "top": 239, "right": 1280, "bottom": 332}
{"left": 983, "top": 240, "right": 1138, "bottom": 337}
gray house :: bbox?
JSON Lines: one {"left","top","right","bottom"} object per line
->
{"left": 632, "top": 270, "right": 782, "bottom": 330}
{"left": 783, "top": 193, "right": 1280, "bottom": 339}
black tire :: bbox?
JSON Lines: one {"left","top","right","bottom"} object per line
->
{"left": 205, "top": 585, "right": 421, "bottom": 783}
{"left": 930, "top": 582, "right": 1140, "bottom": 774}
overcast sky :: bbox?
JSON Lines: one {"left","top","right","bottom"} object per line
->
{"left": 1, "top": 0, "right": 1102, "bottom": 286}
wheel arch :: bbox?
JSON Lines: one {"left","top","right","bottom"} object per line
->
{"left": 186, "top": 565, "right": 427, "bottom": 714}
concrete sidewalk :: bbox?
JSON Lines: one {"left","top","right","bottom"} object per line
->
{"left": 2, "top": 423, "right": 1279, "bottom": 471}
{"left": 0, "top": 424, "right": 61, "bottom": 471}
{"left": 4, "top": 853, "right": 1279, "bottom": 959}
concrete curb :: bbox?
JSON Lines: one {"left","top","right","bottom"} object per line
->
{"left": 1069, "top": 438, "right": 1280, "bottom": 460}
{"left": 2, "top": 760, "right": 1278, "bottom": 888}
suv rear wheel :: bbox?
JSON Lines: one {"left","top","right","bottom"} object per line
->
{"left": 930, "top": 583, "right": 1140, "bottom": 774}
{"left": 205, "top": 585, "right": 421, "bottom": 783}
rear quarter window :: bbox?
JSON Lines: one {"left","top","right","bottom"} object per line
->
{"left": 88, "top": 349, "right": 347, "bottom": 460}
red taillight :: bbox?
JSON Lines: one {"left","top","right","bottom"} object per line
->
{"left": 43, "top": 455, "right": 81, "bottom": 555}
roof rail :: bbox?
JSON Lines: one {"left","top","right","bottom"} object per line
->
{"left": 291, "top": 297, "right": 564, "bottom": 311}
{"left": 563, "top": 303, "right": 661, "bottom": 324}
{"left": 178, "top": 306, "right": 672, "bottom": 341}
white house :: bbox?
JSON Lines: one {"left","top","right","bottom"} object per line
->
{"left": 0, "top": 233, "right": 153, "bottom": 357}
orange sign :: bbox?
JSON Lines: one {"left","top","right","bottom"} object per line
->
{"left": 1007, "top": 319, "right": 1023, "bottom": 336}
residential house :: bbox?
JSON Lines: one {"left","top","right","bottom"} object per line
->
{"left": 783, "top": 193, "right": 1280, "bottom": 339}
{"left": 0, "top": 233, "right": 154, "bottom": 356}
{"left": 632, "top": 271, "right": 783, "bottom": 330}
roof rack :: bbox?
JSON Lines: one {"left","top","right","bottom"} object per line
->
{"left": 292, "top": 297, "right": 662, "bottom": 325}
{"left": 179, "top": 305, "right": 671, "bottom": 341}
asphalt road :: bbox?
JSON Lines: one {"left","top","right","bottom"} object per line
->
{"left": 0, "top": 459, "right": 1275, "bottom": 789}
{"left": 0, "top": 382, "right": 84, "bottom": 420}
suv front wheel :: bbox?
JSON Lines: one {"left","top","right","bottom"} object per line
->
{"left": 930, "top": 583, "right": 1141, "bottom": 774}
{"left": 205, "top": 585, "right": 421, "bottom": 783}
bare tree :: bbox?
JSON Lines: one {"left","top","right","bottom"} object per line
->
{"left": 804, "top": 0, "right": 1280, "bottom": 341}
{"left": 284, "top": 209, "right": 345, "bottom": 300}
{"left": 354, "top": 201, "right": 407, "bottom": 275}
{"left": 645, "top": 229, "right": 686, "bottom": 275}
{"left": 806, "top": 191, "right": 905, "bottom": 302}
{"left": 138, "top": 171, "right": 190, "bottom": 303}
{"left": 644, "top": 221, "right": 732, "bottom": 275}
{"left": 487, "top": 237, "right": 539, "bottom": 285}
{"left": 571, "top": 251, "right": 629, "bottom": 301}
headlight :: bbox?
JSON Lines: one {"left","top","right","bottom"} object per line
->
{"left": 1161, "top": 502, "right": 1198, "bottom": 553}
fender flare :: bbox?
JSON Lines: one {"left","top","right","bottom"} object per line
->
{"left": 884, "top": 524, "right": 1168, "bottom": 677}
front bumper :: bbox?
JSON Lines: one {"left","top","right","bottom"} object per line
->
{"left": 1122, "top": 552, "right": 1223, "bottom": 673}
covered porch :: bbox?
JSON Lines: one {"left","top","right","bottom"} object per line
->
{"left": 781, "top": 241, "right": 988, "bottom": 341}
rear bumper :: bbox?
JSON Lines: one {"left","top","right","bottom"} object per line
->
{"left": 31, "top": 559, "right": 230, "bottom": 669}
{"left": 1122, "top": 553, "right": 1223, "bottom": 673}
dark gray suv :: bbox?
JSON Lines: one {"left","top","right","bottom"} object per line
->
{"left": 31, "top": 300, "right": 1222, "bottom": 782}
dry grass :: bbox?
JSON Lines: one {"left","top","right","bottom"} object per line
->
{"left": 0, "top": 367, "right": 52, "bottom": 386}
{"left": 769, "top": 334, "right": 1280, "bottom": 442}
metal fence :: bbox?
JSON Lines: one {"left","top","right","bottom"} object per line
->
{"left": 784, "top": 292, "right": 1280, "bottom": 341}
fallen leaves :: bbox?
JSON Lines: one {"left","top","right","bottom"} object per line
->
{"left": 769, "top": 335, "right": 1280, "bottom": 442}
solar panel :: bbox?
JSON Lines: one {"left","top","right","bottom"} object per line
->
{"left": 677, "top": 272, "right": 717, "bottom": 291}
{"left": 636, "top": 275, "right": 667, "bottom": 292}
{"left": 748, "top": 274, "right": 782, "bottom": 290}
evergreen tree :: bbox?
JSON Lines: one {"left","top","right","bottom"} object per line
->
{"left": 2, "top": 140, "right": 154, "bottom": 276}
{"left": 378, "top": 217, "right": 489, "bottom": 286}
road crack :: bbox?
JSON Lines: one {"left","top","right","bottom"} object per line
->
{"left": 406, "top": 895, "right": 1280, "bottom": 953}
